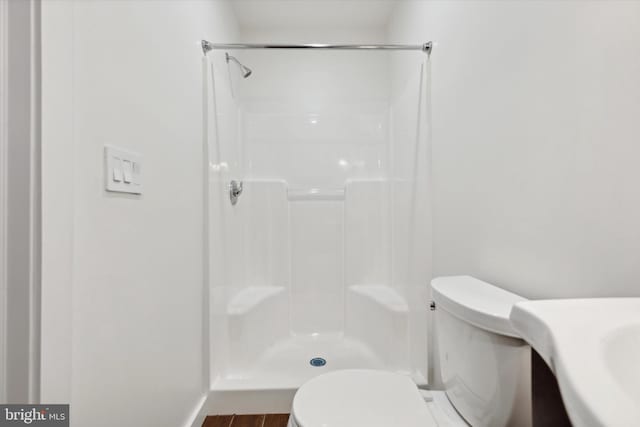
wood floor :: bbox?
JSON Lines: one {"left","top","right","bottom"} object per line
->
{"left": 203, "top": 414, "right": 290, "bottom": 427}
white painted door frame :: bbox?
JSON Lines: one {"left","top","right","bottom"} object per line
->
{"left": 1, "top": 0, "right": 42, "bottom": 404}
{"left": 0, "top": 0, "right": 9, "bottom": 405}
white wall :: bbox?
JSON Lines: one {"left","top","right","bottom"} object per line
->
{"left": 388, "top": 1, "right": 640, "bottom": 299}
{"left": 41, "top": 0, "right": 73, "bottom": 404}
{"left": 40, "top": 1, "right": 238, "bottom": 426}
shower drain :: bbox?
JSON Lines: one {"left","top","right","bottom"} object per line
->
{"left": 309, "top": 357, "right": 327, "bottom": 367}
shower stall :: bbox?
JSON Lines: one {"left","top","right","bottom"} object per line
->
{"left": 204, "top": 41, "right": 432, "bottom": 393}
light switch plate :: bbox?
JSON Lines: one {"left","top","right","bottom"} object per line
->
{"left": 104, "top": 145, "right": 142, "bottom": 194}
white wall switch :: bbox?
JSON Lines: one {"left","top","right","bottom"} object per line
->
{"left": 112, "top": 157, "right": 123, "bottom": 182}
{"left": 104, "top": 145, "right": 142, "bottom": 194}
{"left": 132, "top": 161, "right": 141, "bottom": 184}
{"left": 122, "top": 159, "right": 133, "bottom": 183}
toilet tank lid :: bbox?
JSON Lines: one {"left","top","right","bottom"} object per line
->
{"left": 431, "top": 276, "right": 527, "bottom": 338}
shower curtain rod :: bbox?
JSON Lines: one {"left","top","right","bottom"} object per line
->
{"left": 201, "top": 40, "right": 432, "bottom": 55}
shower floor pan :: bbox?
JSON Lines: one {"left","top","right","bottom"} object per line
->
{"left": 213, "top": 284, "right": 424, "bottom": 394}
{"left": 212, "top": 332, "right": 409, "bottom": 391}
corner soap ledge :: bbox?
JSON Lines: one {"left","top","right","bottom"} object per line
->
{"left": 227, "top": 286, "right": 286, "bottom": 316}
{"left": 287, "top": 188, "right": 345, "bottom": 201}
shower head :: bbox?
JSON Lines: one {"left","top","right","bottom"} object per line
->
{"left": 225, "top": 52, "right": 252, "bottom": 78}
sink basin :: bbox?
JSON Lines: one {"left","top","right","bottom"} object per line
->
{"left": 603, "top": 323, "right": 640, "bottom": 404}
{"left": 510, "top": 298, "right": 640, "bottom": 427}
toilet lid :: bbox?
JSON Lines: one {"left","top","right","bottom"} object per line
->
{"left": 291, "top": 370, "right": 437, "bottom": 427}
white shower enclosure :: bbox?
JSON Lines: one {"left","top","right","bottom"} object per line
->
{"left": 206, "top": 47, "right": 431, "bottom": 392}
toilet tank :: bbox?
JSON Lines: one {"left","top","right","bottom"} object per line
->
{"left": 431, "top": 276, "right": 531, "bottom": 427}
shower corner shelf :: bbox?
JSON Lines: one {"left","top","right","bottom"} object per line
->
{"left": 287, "top": 188, "right": 345, "bottom": 202}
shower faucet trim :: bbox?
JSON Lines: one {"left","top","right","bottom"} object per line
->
{"left": 229, "top": 180, "right": 243, "bottom": 205}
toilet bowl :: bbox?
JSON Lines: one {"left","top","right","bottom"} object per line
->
{"left": 289, "top": 276, "right": 530, "bottom": 427}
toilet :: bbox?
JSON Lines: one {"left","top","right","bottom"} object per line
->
{"left": 288, "top": 276, "right": 531, "bottom": 427}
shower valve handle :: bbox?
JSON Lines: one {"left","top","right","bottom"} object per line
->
{"left": 230, "top": 180, "right": 243, "bottom": 205}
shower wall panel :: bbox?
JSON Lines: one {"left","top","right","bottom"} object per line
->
{"left": 344, "top": 180, "right": 391, "bottom": 287}
{"left": 243, "top": 180, "right": 290, "bottom": 289}
{"left": 238, "top": 50, "right": 390, "bottom": 189}
{"left": 237, "top": 50, "right": 393, "bottom": 337}
{"left": 242, "top": 104, "right": 390, "bottom": 188}
{"left": 289, "top": 200, "right": 344, "bottom": 334}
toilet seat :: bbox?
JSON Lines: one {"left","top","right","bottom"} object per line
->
{"left": 290, "top": 369, "right": 437, "bottom": 427}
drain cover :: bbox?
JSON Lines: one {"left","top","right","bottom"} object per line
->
{"left": 309, "top": 357, "right": 327, "bottom": 367}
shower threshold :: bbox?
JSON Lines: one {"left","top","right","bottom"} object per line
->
{"left": 212, "top": 333, "right": 408, "bottom": 391}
